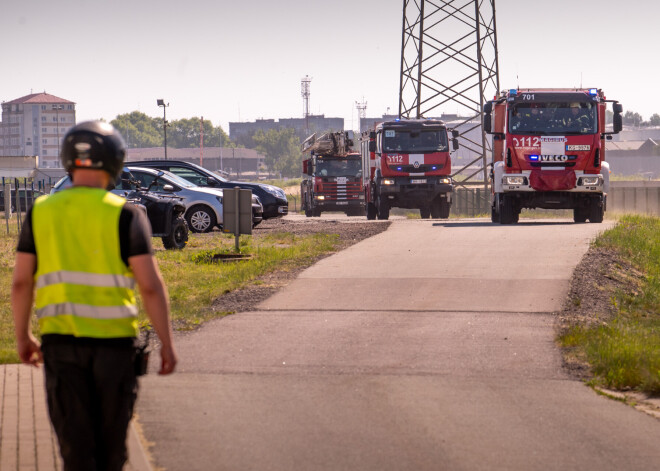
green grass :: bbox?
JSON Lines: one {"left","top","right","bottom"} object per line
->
{"left": 0, "top": 228, "right": 338, "bottom": 364}
{"left": 559, "top": 214, "right": 660, "bottom": 393}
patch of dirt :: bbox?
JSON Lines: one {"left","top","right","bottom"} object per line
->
{"left": 557, "top": 245, "right": 645, "bottom": 380}
{"left": 209, "top": 217, "right": 390, "bottom": 315}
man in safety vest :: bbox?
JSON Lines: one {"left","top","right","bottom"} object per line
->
{"left": 12, "top": 121, "right": 177, "bottom": 470}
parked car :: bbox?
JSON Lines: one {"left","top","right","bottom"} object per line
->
{"left": 0, "top": 189, "right": 46, "bottom": 212}
{"left": 128, "top": 160, "right": 288, "bottom": 219}
{"left": 51, "top": 168, "right": 190, "bottom": 249}
{"left": 51, "top": 167, "right": 263, "bottom": 233}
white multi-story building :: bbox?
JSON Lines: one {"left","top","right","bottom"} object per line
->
{"left": 0, "top": 92, "right": 76, "bottom": 167}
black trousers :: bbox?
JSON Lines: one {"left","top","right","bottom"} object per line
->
{"left": 42, "top": 336, "right": 138, "bottom": 471}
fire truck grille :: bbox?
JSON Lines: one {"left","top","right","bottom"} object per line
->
{"left": 319, "top": 182, "right": 362, "bottom": 200}
{"left": 530, "top": 162, "right": 576, "bottom": 168}
{"left": 388, "top": 164, "right": 444, "bottom": 173}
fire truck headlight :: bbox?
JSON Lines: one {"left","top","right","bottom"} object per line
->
{"left": 580, "top": 176, "right": 601, "bottom": 186}
{"left": 315, "top": 195, "right": 325, "bottom": 201}
{"left": 382, "top": 179, "right": 395, "bottom": 185}
{"left": 440, "top": 177, "right": 452, "bottom": 184}
{"left": 504, "top": 176, "right": 525, "bottom": 185}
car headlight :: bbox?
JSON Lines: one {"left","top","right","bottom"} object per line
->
{"left": 504, "top": 176, "right": 526, "bottom": 185}
{"left": 580, "top": 176, "right": 601, "bottom": 186}
{"left": 382, "top": 178, "right": 395, "bottom": 185}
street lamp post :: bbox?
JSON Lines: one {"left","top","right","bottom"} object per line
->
{"left": 157, "top": 99, "right": 169, "bottom": 159}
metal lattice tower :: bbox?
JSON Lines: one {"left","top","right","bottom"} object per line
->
{"left": 301, "top": 75, "right": 312, "bottom": 134}
{"left": 399, "top": 0, "right": 500, "bottom": 186}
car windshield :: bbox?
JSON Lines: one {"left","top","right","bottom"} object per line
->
{"left": 382, "top": 129, "right": 449, "bottom": 153}
{"left": 129, "top": 168, "right": 197, "bottom": 190}
{"left": 508, "top": 102, "right": 598, "bottom": 135}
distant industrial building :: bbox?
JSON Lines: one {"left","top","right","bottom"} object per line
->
{"left": 127, "top": 147, "right": 265, "bottom": 179}
{"left": 0, "top": 92, "right": 76, "bottom": 167}
{"left": 229, "top": 115, "right": 344, "bottom": 143}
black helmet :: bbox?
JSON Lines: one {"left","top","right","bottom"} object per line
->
{"left": 60, "top": 121, "right": 126, "bottom": 179}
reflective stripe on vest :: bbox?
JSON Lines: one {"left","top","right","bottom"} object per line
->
{"left": 36, "top": 271, "right": 136, "bottom": 290}
{"left": 32, "top": 187, "right": 138, "bottom": 338}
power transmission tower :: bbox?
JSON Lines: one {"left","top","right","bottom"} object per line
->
{"left": 399, "top": 0, "right": 499, "bottom": 187}
{"left": 301, "top": 75, "right": 312, "bottom": 135}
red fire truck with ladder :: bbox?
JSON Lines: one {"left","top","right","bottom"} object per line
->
{"left": 483, "top": 88, "right": 623, "bottom": 224}
{"left": 301, "top": 131, "right": 365, "bottom": 217}
{"left": 360, "top": 118, "right": 459, "bottom": 220}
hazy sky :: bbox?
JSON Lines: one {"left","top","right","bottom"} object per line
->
{"left": 2, "top": 0, "right": 658, "bottom": 133}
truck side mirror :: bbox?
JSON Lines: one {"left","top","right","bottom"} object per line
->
{"left": 452, "top": 138, "right": 460, "bottom": 151}
{"left": 613, "top": 113, "right": 623, "bottom": 133}
{"left": 369, "top": 141, "right": 376, "bottom": 153}
{"left": 483, "top": 102, "right": 493, "bottom": 134}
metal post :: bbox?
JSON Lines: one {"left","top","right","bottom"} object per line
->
{"left": 234, "top": 186, "right": 240, "bottom": 252}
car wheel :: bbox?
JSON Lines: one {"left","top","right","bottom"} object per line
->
{"left": 162, "top": 217, "right": 189, "bottom": 249}
{"left": 186, "top": 205, "right": 216, "bottom": 233}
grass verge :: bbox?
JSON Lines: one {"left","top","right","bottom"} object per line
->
{"left": 0, "top": 229, "right": 338, "bottom": 364}
{"left": 559, "top": 214, "right": 660, "bottom": 393}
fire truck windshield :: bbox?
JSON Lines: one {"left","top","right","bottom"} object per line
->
{"left": 509, "top": 102, "right": 597, "bottom": 135}
{"left": 316, "top": 157, "right": 362, "bottom": 177}
{"left": 382, "top": 129, "right": 448, "bottom": 153}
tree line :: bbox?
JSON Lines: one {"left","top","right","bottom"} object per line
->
{"left": 110, "top": 112, "right": 302, "bottom": 177}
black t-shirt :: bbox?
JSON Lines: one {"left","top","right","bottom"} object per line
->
{"left": 17, "top": 201, "right": 153, "bottom": 265}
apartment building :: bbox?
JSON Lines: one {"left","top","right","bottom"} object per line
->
{"left": 0, "top": 92, "right": 76, "bottom": 167}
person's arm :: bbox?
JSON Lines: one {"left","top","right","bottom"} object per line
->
{"left": 129, "top": 254, "right": 177, "bottom": 375}
{"left": 11, "top": 252, "right": 42, "bottom": 366}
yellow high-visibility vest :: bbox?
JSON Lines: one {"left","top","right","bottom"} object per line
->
{"left": 32, "top": 187, "right": 138, "bottom": 338}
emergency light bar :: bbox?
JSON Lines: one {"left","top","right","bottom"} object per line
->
{"left": 588, "top": 88, "right": 598, "bottom": 96}
{"left": 509, "top": 89, "right": 517, "bottom": 96}
{"left": 529, "top": 155, "right": 539, "bottom": 161}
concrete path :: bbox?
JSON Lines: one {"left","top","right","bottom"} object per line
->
{"left": 137, "top": 218, "right": 660, "bottom": 470}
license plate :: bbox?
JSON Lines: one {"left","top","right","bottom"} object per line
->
{"left": 336, "top": 202, "right": 348, "bottom": 205}
{"left": 411, "top": 179, "right": 426, "bottom": 184}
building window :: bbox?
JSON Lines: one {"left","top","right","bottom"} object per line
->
{"left": 42, "top": 127, "right": 47, "bottom": 132}
{"left": 42, "top": 105, "right": 46, "bottom": 110}
{"left": 43, "top": 149, "right": 48, "bottom": 155}
{"left": 42, "top": 117, "right": 46, "bottom": 122}
{"left": 43, "top": 139, "right": 48, "bottom": 144}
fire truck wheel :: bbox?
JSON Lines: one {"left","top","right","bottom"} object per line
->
{"left": 366, "top": 203, "right": 377, "bottom": 220}
{"left": 313, "top": 208, "right": 322, "bottom": 217}
{"left": 499, "top": 195, "right": 516, "bottom": 224}
{"left": 588, "top": 199, "right": 604, "bottom": 223}
{"left": 420, "top": 207, "right": 431, "bottom": 219}
{"left": 491, "top": 205, "right": 500, "bottom": 223}
{"left": 573, "top": 207, "right": 588, "bottom": 223}
{"left": 438, "top": 199, "right": 451, "bottom": 219}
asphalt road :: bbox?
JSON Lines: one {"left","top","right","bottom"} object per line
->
{"left": 137, "top": 217, "right": 660, "bottom": 471}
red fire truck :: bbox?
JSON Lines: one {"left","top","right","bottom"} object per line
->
{"left": 301, "top": 131, "right": 365, "bottom": 217}
{"left": 360, "top": 118, "right": 459, "bottom": 220}
{"left": 484, "top": 88, "right": 623, "bottom": 224}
